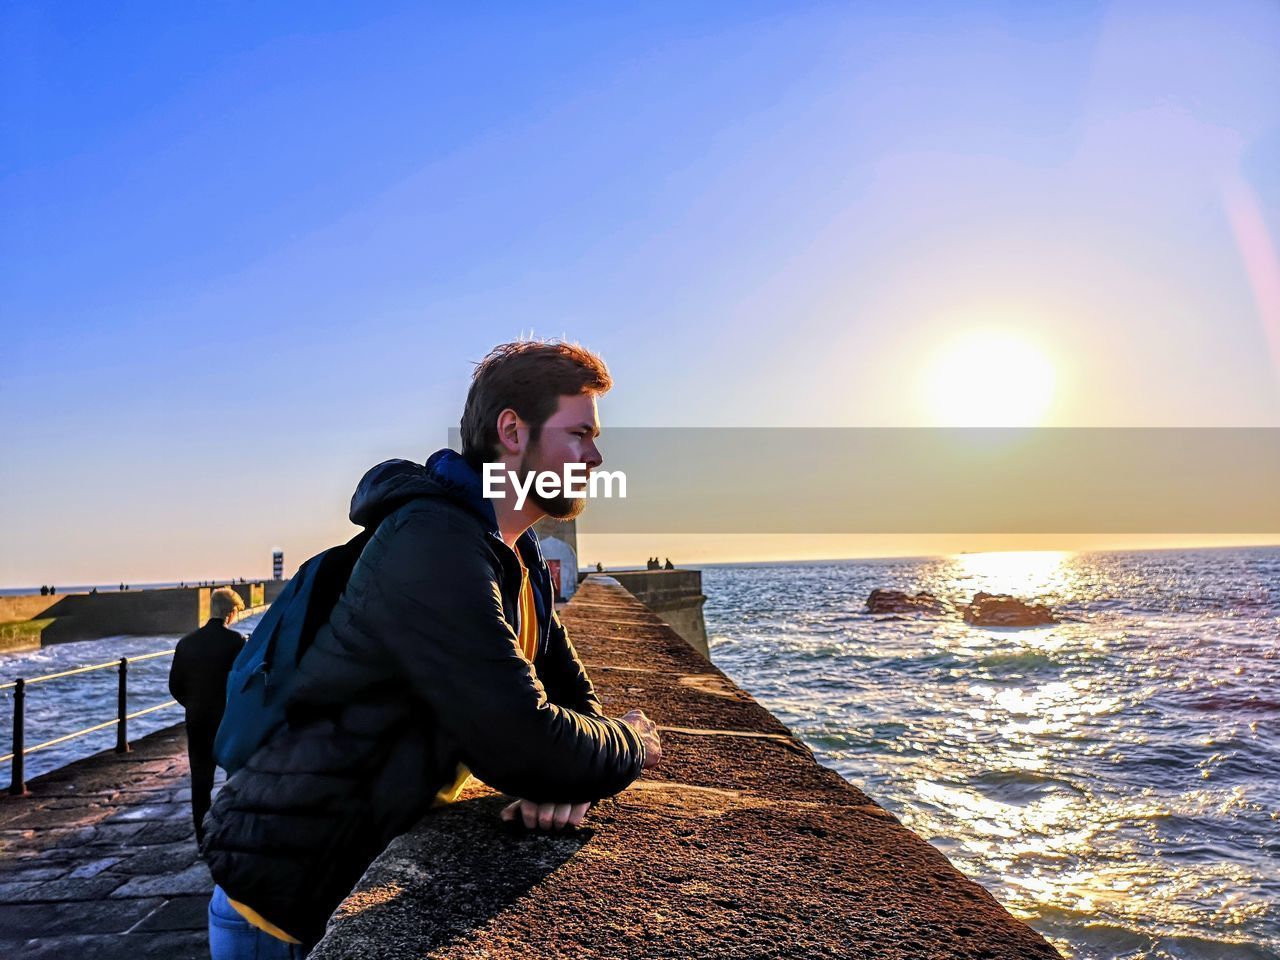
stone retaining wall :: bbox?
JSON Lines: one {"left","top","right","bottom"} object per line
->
{"left": 308, "top": 575, "right": 1058, "bottom": 960}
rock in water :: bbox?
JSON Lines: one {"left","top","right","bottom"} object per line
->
{"left": 866, "top": 588, "right": 949, "bottom": 615}
{"left": 961, "top": 592, "right": 1058, "bottom": 626}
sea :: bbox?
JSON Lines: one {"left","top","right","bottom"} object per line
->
{"left": 3, "top": 547, "right": 1276, "bottom": 958}
{"left": 0, "top": 609, "right": 266, "bottom": 784}
{"left": 702, "top": 546, "right": 1279, "bottom": 960}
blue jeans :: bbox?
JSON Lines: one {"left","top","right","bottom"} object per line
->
{"left": 208, "top": 883, "right": 308, "bottom": 959}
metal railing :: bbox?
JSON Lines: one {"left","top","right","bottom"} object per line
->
{"left": 1, "top": 650, "right": 177, "bottom": 796}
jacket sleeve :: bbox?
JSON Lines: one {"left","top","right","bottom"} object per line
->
{"left": 537, "top": 609, "right": 604, "bottom": 717}
{"left": 168, "top": 646, "right": 187, "bottom": 707}
{"left": 357, "top": 508, "right": 646, "bottom": 804}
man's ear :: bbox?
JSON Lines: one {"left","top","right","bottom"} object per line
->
{"left": 495, "top": 408, "right": 524, "bottom": 456}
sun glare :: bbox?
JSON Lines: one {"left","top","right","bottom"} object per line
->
{"left": 920, "top": 331, "right": 1057, "bottom": 427}
{"left": 950, "top": 550, "right": 1073, "bottom": 598}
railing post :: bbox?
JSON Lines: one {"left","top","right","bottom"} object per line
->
{"left": 9, "top": 678, "right": 27, "bottom": 796}
{"left": 115, "top": 658, "right": 130, "bottom": 754}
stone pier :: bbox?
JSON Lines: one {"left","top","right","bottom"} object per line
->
{"left": 308, "top": 576, "right": 1058, "bottom": 959}
{"left": 0, "top": 581, "right": 289, "bottom": 652}
{"left": 606, "top": 568, "right": 709, "bottom": 658}
{"left": 0, "top": 575, "right": 1060, "bottom": 959}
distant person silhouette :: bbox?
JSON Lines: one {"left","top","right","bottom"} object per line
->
{"left": 663, "top": 558, "right": 674, "bottom": 570}
{"left": 39, "top": 585, "right": 48, "bottom": 596}
{"left": 49, "top": 585, "right": 56, "bottom": 595}
{"left": 596, "top": 562, "right": 604, "bottom": 573}
{"left": 169, "top": 587, "right": 247, "bottom": 845}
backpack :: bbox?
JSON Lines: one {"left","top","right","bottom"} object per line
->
{"left": 214, "top": 528, "right": 375, "bottom": 775}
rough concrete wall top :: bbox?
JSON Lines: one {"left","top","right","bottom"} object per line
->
{"left": 309, "top": 576, "right": 1059, "bottom": 960}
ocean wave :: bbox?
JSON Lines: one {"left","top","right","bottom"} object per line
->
{"left": 1182, "top": 693, "right": 1280, "bottom": 714}
{"left": 972, "top": 649, "right": 1071, "bottom": 672}
{"left": 967, "top": 768, "right": 1087, "bottom": 802}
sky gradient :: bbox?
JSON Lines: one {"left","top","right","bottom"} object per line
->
{"left": 3, "top": 1, "right": 1279, "bottom": 586}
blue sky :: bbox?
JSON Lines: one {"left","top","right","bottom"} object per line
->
{"left": 3, "top": 2, "right": 1279, "bottom": 585}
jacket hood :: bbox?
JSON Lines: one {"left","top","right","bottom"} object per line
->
{"left": 349, "top": 448, "right": 550, "bottom": 590}
{"left": 348, "top": 449, "right": 496, "bottom": 531}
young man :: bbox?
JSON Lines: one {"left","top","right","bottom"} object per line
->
{"left": 201, "top": 340, "right": 662, "bottom": 957}
{"left": 168, "top": 586, "right": 247, "bottom": 845}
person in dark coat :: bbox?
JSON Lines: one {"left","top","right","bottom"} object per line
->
{"left": 169, "top": 587, "right": 246, "bottom": 845}
{"left": 200, "top": 340, "right": 662, "bottom": 955}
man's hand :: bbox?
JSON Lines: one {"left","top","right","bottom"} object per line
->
{"left": 621, "top": 709, "right": 662, "bottom": 769}
{"left": 497, "top": 710, "right": 660, "bottom": 830}
{"left": 499, "top": 798, "right": 591, "bottom": 830}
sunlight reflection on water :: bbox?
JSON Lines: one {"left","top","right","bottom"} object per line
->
{"left": 704, "top": 546, "right": 1280, "bottom": 959}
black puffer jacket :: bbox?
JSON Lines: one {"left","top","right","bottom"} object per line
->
{"left": 201, "top": 449, "right": 647, "bottom": 945}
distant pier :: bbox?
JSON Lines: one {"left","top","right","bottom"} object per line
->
{"left": 0, "top": 582, "right": 289, "bottom": 652}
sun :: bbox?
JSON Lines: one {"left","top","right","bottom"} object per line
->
{"left": 920, "top": 331, "right": 1056, "bottom": 427}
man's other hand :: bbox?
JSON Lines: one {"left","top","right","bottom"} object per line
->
{"left": 499, "top": 798, "right": 591, "bottom": 831}
{"left": 621, "top": 709, "right": 662, "bottom": 768}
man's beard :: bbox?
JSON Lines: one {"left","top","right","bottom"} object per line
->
{"left": 517, "top": 446, "right": 587, "bottom": 520}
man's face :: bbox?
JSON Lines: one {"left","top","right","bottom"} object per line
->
{"left": 517, "top": 392, "right": 603, "bottom": 520}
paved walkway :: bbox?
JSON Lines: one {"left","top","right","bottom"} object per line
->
{"left": 0, "top": 724, "right": 213, "bottom": 959}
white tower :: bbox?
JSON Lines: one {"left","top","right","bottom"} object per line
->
{"left": 532, "top": 517, "right": 579, "bottom": 600}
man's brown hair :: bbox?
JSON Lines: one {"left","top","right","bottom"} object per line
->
{"left": 460, "top": 339, "right": 612, "bottom": 468}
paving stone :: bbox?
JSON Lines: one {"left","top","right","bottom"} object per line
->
{"left": 113, "top": 843, "right": 198, "bottom": 876}
{"left": 42, "top": 796, "right": 116, "bottom": 811}
{"left": 8, "top": 930, "right": 208, "bottom": 959}
{"left": 129, "top": 821, "right": 194, "bottom": 845}
{"left": 108, "top": 803, "right": 188, "bottom": 823}
{"left": 110, "top": 862, "right": 213, "bottom": 899}
{"left": 42, "top": 844, "right": 134, "bottom": 869}
{"left": 0, "top": 866, "right": 67, "bottom": 883}
{"left": 0, "top": 897, "right": 163, "bottom": 937}
{"left": 0, "top": 846, "right": 80, "bottom": 871}
{"left": 130, "top": 895, "right": 209, "bottom": 932}
{"left": 68, "top": 857, "right": 124, "bottom": 880}
{"left": 83, "top": 822, "right": 151, "bottom": 845}
{"left": 2, "top": 808, "right": 122, "bottom": 829}
{"left": 5, "top": 872, "right": 124, "bottom": 903}
{"left": 0, "top": 882, "right": 47, "bottom": 901}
